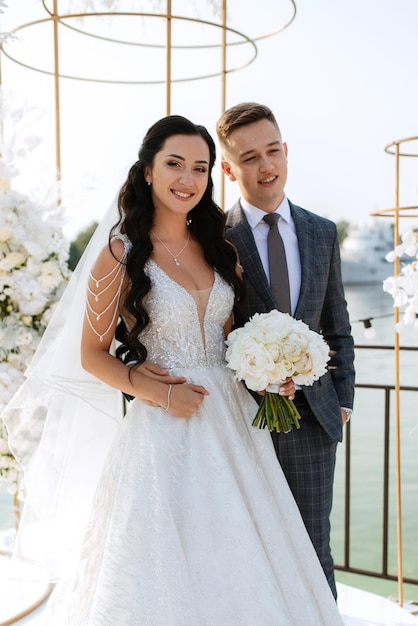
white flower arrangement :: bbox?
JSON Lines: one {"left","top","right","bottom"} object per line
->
{"left": 383, "top": 229, "right": 418, "bottom": 332}
{"left": 0, "top": 82, "right": 72, "bottom": 494}
{"left": 0, "top": 188, "right": 70, "bottom": 494}
{"left": 225, "top": 310, "right": 330, "bottom": 433}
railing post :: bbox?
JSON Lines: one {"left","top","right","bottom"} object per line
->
{"left": 382, "top": 387, "right": 390, "bottom": 575}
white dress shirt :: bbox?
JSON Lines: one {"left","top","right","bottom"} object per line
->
{"left": 240, "top": 196, "right": 301, "bottom": 316}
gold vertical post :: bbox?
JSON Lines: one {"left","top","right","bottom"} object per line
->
{"left": 393, "top": 142, "right": 403, "bottom": 607}
{"left": 13, "top": 491, "right": 21, "bottom": 528}
{"left": 166, "top": 0, "right": 172, "bottom": 115}
{"left": 220, "top": 0, "right": 227, "bottom": 210}
{"left": 221, "top": 0, "right": 227, "bottom": 113}
{"left": 371, "top": 135, "right": 418, "bottom": 607}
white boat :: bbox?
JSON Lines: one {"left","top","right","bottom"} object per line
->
{"left": 341, "top": 223, "right": 395, "bottom": 285}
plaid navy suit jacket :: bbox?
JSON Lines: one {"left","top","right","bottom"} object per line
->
{"left": 225, "top": 200, "right": 355, "bottom": 442}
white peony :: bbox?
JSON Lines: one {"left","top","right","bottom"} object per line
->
{"left": 26, "top": 256, "right": 43, "bottom": 276}
{"left": 383, "top": 229, "right": 418, "bottom": 331}
{"left": 225, "top": 310, "right": 331, "bottom": 434}
{"left": 23, "top": 240, "right": 48, "bottom": 261}
{"left": 0, "top": 437, "right": 9, "bottom": 454}
{"left": 0, "top": 251, "right": 26, "bottom": 270}
{"left": 0, "top": 92, "right": 72, "bottom": 492}
{"left": 0, "top": 186, "right": 71, "bottom": 493}
{"left": 225, "top": 310, "right": 330, "bottom": 392}
{"left": 0, "top": 226, "right": 12, "bottom": 242}
{"left": 40, "top": 260, "right": 64, "bottom": 290}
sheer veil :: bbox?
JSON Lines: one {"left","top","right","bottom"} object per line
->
{"left": 3, "top": 198, "right": 126, "bottom": 581}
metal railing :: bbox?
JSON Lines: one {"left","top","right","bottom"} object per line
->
{"left": 333, "top": 344, "right": 418, "bottom": 588}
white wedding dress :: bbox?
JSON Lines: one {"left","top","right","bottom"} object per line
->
{"left": 42, "top": 259, "right": 343, "bottom": 625}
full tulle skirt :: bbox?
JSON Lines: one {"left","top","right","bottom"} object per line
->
{"left": 44, "top": 366, "right": 343, "bottom": 625}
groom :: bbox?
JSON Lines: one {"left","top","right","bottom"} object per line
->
{"left": 216, "top": 102, "right": 355, "bottom": 598}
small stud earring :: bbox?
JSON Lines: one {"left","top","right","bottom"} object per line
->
{"left": 147, "top": 181, "right": 151, "bottom": 186}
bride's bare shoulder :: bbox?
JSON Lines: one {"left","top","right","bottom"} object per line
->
{"left": 90, "top": 238, "right": 128, "bottom": 281}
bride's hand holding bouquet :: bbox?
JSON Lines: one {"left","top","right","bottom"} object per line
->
{"left": 225, "top": 310, "right": 330, "bottom": 433}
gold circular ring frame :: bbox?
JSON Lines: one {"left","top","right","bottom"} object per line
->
{"left": 0, "top": 551, "right": 53, "bottom": 626}
{"left": 371, "top": 135, "right": 418, "bottom": 219}
{"left": 384, "top": 135, "right": 418, "bottom": 158}
{"left": 0, "top": 1, "right": 296, "bottom": 84}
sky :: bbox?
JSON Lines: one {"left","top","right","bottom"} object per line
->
{"left": 1, "top": 0, "right": 418, "bottom": 239}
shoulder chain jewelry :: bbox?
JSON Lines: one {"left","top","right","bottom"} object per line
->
{"left": 86, "top": 260, "right": 127, "bottom": 342}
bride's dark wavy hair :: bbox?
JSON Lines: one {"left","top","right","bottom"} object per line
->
{"left": 112, "top": 115, "right": 244, "bottom": 365}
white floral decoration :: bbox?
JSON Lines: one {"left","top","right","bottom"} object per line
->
{"left": 0, "top": 84, "right": 71, "bottom": 496}
{"left": 0, "top": 188, "right": 70, "bottom": 494}
{"left": 383, "top": 229, "right": 418, "bottom": 332}
{"left": 225, "top": 310, "right": 330, "bottom": 392}
{"left": 225, "top": 310, "right": 330, "bottom": 433}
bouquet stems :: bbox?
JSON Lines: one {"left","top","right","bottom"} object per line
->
{"left": 252, "top": 392, "right": 301, "bottom": 433}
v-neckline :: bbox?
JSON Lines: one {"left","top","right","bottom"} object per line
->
{"left": 147, "top": 259, "right": 217, "bottom": 352}
{"left": 147, "top": 258, "right": 215, "bottom": 294}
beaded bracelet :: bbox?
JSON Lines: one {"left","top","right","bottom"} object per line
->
{"left": 163, "top": 384, "right": 173, "bottom": 412}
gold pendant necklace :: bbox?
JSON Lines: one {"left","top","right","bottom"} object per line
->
{"left": 153, "top": 231, "right": 190, "bottom": 266}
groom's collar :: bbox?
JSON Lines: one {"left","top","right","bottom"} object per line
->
{"left": 240, "top": 196, "right": 291, "bottom": 229}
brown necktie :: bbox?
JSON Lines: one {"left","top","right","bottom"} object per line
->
{"left": 263, "top": 213, "right": 291, "bottom": 313}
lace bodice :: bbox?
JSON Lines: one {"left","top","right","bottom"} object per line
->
{"left": 140, "top": 260, "right": 234, "bottom": 370}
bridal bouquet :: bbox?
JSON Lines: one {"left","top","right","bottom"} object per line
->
{"left": 225, "top": 310, "right": 330, "bottom": 433}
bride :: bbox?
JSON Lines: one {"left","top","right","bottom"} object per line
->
{"left": 4, "top": 115, "right": 344, "bottom": 625}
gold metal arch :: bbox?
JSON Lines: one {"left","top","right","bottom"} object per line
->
{"left": 0, "top": 0, "right": 297, "bottom": 200}
{"left": 39, "top": 0, "right": 296, "bottom": 48}
{"left": 0, "top": 13, "right": 259, "bottom": 84}
{"left": 384, "top": 136, "right": 418, "bottom": 159}
{"left": 370, "top": 135, "right": 418, "bottom": 608}
{"left": 0, "top": 4, "right": 297, "bottom": 623}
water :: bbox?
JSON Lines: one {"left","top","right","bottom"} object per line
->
{"left": 1, "top": 284, "right": 417, "bottom": 599}
{"left": 332, "top": 284, "right": 418, "bottom": 600}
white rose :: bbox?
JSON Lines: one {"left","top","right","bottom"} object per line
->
{"left": 226, "top": 342, "right": 275, "bottom": 391}
{"left": 269, "top": 361, "right": 292, "bottom": 383}
{"left": 258, "top": 310, "right": 294, "bottom": 342}
{"left": 0, "top": 251, "right": 26, "bottom": 270}
{"left": 26, "top": 257, "right": 43, "bottom": 277}
{"left": 16, "top": 329, "right": 34, "bottom": 346}
{"left": 226, "top": 310, "right": 331, "bottom": 392}
{"left": 0, "top": 226, "right": 12, "bottom": 242}
{"left": 23, "top": 240, "right": 45, "bottom": 261}
{"left": 40, "top": 261, "right": 63, "bottom": 289}
{"left": 293, "top": 354, "right": 315, "bottom": 385}
{"left": 281, "top": 334, "right": 305, "bottom": 363}
{"left": 0, "top": 439, "right": 10, "bottom": 454}
{"left": 0, "top": 326, "right": 17, "bottom": 351}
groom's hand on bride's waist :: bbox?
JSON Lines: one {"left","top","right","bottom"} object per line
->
{"left": 120, "top": 351, "right": 187, "bottom": 402}
{"left": 138, "top": 361, "right": 188, "bottom": 385}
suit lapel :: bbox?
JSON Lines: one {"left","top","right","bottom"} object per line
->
{"left": 226, "top": 200, "right": 318, "bottom": 316}
{"left": 226, "top": 202, "right": 275, "bottom": 309}
{"left": 290, "top": 202, "right": 315, "bottom": 319}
